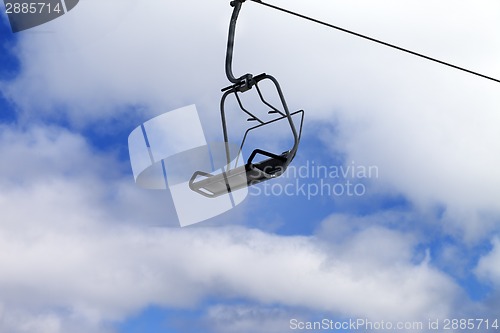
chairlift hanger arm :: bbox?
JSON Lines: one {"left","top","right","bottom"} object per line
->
{"left": 225, "top": 0, "right": 254, "bottom": 89}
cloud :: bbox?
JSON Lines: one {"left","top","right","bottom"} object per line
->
{"left": 3, "top": 0, "right": 499, "bottom": 242}
{"left": 1, "top": 0, "right": 500, "bottom": 331}
{"left": 476, "top": 238, "right": 500, "bottom": 287}
{"left": 0, "top": 124, "right": 470, "bottom": 332}
{"left": 2, "top": 0, "right": 229, "bottom": 128}
{"left": 325, "top": 67, "right": 500, "bottom": 241}
{"left": 302, "top": 3, "right": 500, "bottom": 241}
{"left": 202, "top": 304, "right": 293, "bottom": 333}
{"left": 0, "top": 220, "right": 462, "bottom": 332}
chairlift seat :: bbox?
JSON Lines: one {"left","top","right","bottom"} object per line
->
{"left": 189, "top": 105, "right": 303, "bottom": 199}
{"left": 189, "top": 150, "right": 290, "bottom": 198}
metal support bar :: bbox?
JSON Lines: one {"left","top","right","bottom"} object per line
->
{"left": 225, "top": 0, "right": 254, "bottom": 89}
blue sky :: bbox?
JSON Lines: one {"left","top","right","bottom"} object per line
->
{"left": 1, "top": 1, "right": 500, "bottom": 332}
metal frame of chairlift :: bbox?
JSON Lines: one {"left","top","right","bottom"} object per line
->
{"left": 189, "top": 0, "right": 304, "bottom": 198}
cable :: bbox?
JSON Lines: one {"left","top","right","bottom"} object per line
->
{"left": 249, "top": 0, "right": 500, "bottom": 84}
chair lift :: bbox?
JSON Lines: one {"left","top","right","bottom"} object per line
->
{"left": 189, "top": 0, "right": 304, "bottom": 198}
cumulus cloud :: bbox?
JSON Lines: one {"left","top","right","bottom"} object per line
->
{"left": 476, "top": 238, "right": 500, "bottom": 286}
{"left": 0, "top": 125, "right": 468, "bottom": 332}
{"left": 202, "top": 304, "right": 293, "bottom": 333}
{"left": 3, "top": 0, "right": 499, "bottom": 242}
{"left": 307, "top": 3, "right": 500, "bottom": 242}
{"left": 1, "top": 0, "right": 500, "bottom": 331}
{"left": 0, "top": 215, "right": 462, "bottom": 332}
{"left": 2, "top": 0, "right": 229, "bottom": 128}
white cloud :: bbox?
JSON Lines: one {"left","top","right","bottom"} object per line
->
{"left": 3, "top": 0, "right": 499, "bottom": 243}
{"left": 476, "top": 238, "right": 500, "bottom": 287}
{"left": 2, "top": 0, "right": 229, "bottom": 128}
{"left": 2, "top": 0, "right": 500, "bottom": 331}
{"left": 301, "top": 1, "right": 500, "bottom": 241}
{"left": 325, "top": 67, "right": 500, "bottom": 241}
{"left": 203, "top": 304, "right": 293, "bottom": 333}
{"left": 0, "top": 125, "right": 468, "bottom": 332}
{"left": 0, "top": 217, "right": 462, "bottom": 331}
